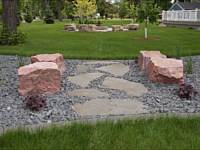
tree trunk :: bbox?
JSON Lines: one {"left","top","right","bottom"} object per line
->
{"left": 2, "top": 0, "right": 17, "bottom": 34}
{"left": 56, "top": 0, "right": 62, "bottom": 21}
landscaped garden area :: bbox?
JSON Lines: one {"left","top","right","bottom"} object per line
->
{"left": 0, "top": 20, "right": 200, "bottom": 59}
{"left": 1, "top": 0, "right": 200, "bottom": 149}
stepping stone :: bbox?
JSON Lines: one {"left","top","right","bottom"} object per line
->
{"left": 101, "top": 77, "right": 148, "bottom": 97}
{"left": 95, "top": 63, "right": 129, "bottom": 76}
{"left": 69, "top": 89, "right": 109, "bottom": 98}
{"left": 76, "top": 65, "right": 94, "bottom": 74}
{"left": 73, "top": 98, "right": 148, "bottom": 116}
{"left": 68, "top": 73, "right": 105, "bottom": 87}
{"left": 82, "top": 61, "right": 119, "bottom": 65}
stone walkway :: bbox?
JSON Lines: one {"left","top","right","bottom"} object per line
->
{"left": 68, "top": 61, "right": 149, "bottom": 116}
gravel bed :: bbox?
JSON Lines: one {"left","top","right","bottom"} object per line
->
{"left": 0, "top": 55, "right": 199, "bottom": 129}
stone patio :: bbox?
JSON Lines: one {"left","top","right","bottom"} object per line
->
{"left": 68, "top": 61, "right": 149, "bottom": 117}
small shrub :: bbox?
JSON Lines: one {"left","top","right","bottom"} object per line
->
{"left": 188, "top": 26, "right": 194, "bottom": 30}
{"left": 0, "top": 28, "right": 27, "bottom": 45}
{"left": 186, "top": 56, "right": 193, "bottom": 74}
{"left": 171, "top": 25, "right": 176, "bottom": 28}
{"left": 178, "top": 84, "right": 198, "bottom": 100}
{"left": 97, "top": 20, "right": 102, "bottom": 26}
{"left": 186, "top": 50, "right": 193, "bottom": 74}
{"left": 24, "top": 12, "right": 33, "bottom": 23}
{"left": 25, "top": 94, "right": 47, "bottom": 111}
{"left": 174, "top": 42, "right": 181, "bottom": 59}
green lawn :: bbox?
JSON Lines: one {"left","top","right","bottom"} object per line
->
{"left": 1, "top": 116, "right": 200, "bottom": 149}
{"left": 0, "top": 20, "right": 199, "bottom": 59}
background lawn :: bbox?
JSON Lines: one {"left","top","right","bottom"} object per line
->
{"left": 1, "top": 116, "right": 200, "bottom": 149}
{"left": 0, "top": 20, "right": 199, "bottom": 59}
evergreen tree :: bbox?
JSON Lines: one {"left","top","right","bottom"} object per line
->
{"left": 44, "top": 5, "right": 55, "bottom": 24}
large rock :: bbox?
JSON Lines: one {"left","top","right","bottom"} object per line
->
{"left": 123, "top": 25, "right": 129, "bottom": 30}
{"left": 79, "top": 25, "right": 96, "bottom": 32}
{"left": 31, "top": 53, "right": 66, "bottom": 74}
{"left": 128, "top": 24, "right": 139, "bottom": 30}
{"left": 147, "top": 57, "right": 184, "bottom": 85}
{"left": 18, "top": 62, "right": 61, "bottom": 96}
{"left": 64, "top": 24, "right": 76, "bottom": 31}
{"left": 138, "top": 51, "right": 167, "bottom": 71}
{"left": 112, "top": 25, "right": 123, "bottom": 31}
{"left": 95, "top": 26, "right": 108, "bottom": 30}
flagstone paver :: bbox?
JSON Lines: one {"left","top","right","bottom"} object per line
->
{"left": 82, "top": 61, "right": 119, "bottom": 65}
{"left": 95, "top": 63, "right": 129, "bottom": 76}
{"left": 101, "top": 77, "right": 148, "bottom": 97}
{"left": 73, "top": 98, "right": 148, "bottom": 116}
{"left": 76, "top": 65, "right": 94, "bottom": 74}
{"left": 68, "top": 72, "right": 105, "bottom": 87}
{"left": 69, "top": 88, "right": 109, "bottom": 98}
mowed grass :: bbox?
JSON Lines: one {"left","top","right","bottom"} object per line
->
{"left": 0, "top": 20, "right": 199, "bottom": 59}
{"left": 1, "top": 117, "right": 200, "bottom": 149}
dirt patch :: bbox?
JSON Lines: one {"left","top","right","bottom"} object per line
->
{"left": 133, "top": 37, "right": 160, "bottom": 41}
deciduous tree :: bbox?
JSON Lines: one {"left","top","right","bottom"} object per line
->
{"left": 73, "top": 0, "right": 97, "bottom": 20}
{"left": 137, "top": 1, "right": 160, "bottom": 38}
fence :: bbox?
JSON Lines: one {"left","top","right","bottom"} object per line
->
{"left": 162, "top": 9, "right": 200, "bottom": 22}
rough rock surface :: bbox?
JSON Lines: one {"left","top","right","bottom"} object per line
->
{"left": 31, "top": 53, "right": 66, "bottom": 74}
{"left": 138, "top": 51, "right": 167, "bottom": 71}
{"left": 18, "top": 62, "right": 61, "bottom": 95}
{"left": 73, "top": 98, "right": 148, "bottom": 116}
{"left": 79, "top": 25, "right": 96, "bottom": 32}
{"left": 95, "top": 26, "right": 108, "bottom": 30}
{"left": 69, "top": 88, "right": 109, "bottom": 98}
{"left": 68, "top": 72, "right": 105, "bottom": 87}
{"left": 95, "top": 63, "right": 129, "bottom": 76}
{"left": 147, "top": 57, "right": 184, "bottom": 85}
{"left": 128, "top": 24, "right": 139, "bottom": 30}
{"left": 64, "top": 24, "right": 76, "bottom": 31}
{"left": 101, "top": 77, "right": 148, "bottom": 97}
{"left": 112, "top": 25, "right": 123, "bottom": 31}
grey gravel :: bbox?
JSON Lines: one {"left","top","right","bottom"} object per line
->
{"left": 0, "top": 55, "right": 200, "bottom": 129}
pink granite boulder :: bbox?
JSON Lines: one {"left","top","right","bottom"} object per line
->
{"left": 138, "top": 51, "right": 167, "bottom": 71}
{"left": 147, "top": 57, "right": 184, "bottom": 85}
{"left": 31, "top": 53, "right": 66, "bottom": 74}
{"left": 18, "top": 62, "right": 61, "bottom": 96}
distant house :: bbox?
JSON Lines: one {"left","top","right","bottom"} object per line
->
{"left": 162, "top": 1, "right": 200, "bottom": 28}
{"left": 169, "top": 1, "right": 200, "bottom": 11}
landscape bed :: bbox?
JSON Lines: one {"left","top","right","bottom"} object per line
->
{"left": 0, "top": 55, "right": 199, "bottom": 131}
